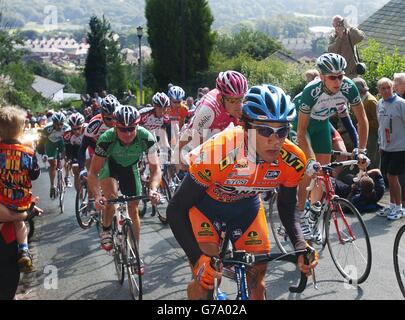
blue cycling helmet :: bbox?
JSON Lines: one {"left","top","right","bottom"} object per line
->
{"left": 51, "top": 112, "right": 66, "bottom": 124}
{"left": 114, "top": 105, "right": 141, "bottom": 127}
{"left": 242, "top": 84, "right": 296, "bottom": 123}
{"left": 167, "top": 85, "right": 185, "bottom": 101}
{"left": 101, "top": 94, "right": 120, "bottom": 114}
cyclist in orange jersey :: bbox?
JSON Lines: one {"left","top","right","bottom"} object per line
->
{"left": 167, "top": 84, "right": 318, "bottom": 300}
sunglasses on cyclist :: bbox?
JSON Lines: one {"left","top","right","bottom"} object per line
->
{"left": 223, "top": 97, "right": 244, "bottom": 104}
{"left": 249, "top": 123, "right": 290, "bottom": 139}
{"left": 326, "top": 74, "right": 344, "bottom": 81}
{"left": 103, "top": 116, "right": 114, "bottom": 122}
{"left": 72, "top": 127, "right": 82, "bottom": 131}
{"left": 116, "top": 126, "right": 137, "bottom": 133}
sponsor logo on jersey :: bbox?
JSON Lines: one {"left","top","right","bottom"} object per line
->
{"left": 264, "top": 170, "right": 281, "bottom": 180}
{"left": 245, "top": 230, "right": 262, "bottom": 246}
{"left": 280, "top": 148, "right": 305, "bottom": 172}
{"left": 197, "top": 222, "right": 214, "bottom": 237}
{"left": 197, "top": 115, "right": 212, "bottom": 131}
{"left": 232, "top": 229, "right": 243, "bottom": 240}
{"left": 197, "top": 169, "right": 212, "bottom": 183}
{"left": 219, "top": 148, "right": 239, "bottom": 171}
{"left": 311, "top": 86, "right": 322, "bottom": 99}
{"left": 86, "top": 119, "right": 102, "bottom": 135}
{"left": 224, "top": 179, "right": 248, "bottom": 185}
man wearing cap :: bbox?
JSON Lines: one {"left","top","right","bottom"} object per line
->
{"left": 353, "top": 77, "right": 379, "bottom": 168}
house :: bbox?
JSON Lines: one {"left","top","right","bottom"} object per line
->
{"left": 32, "top": 75, "right": 65, "bottom": 102}
{"left": 359, "top": 0, "right": 405, "bottom": 55}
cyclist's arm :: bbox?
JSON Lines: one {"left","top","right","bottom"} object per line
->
{"left": 167, "top": 174, "right": 208, "bottom": 266}
{"left": 87, "top": 154, "right": 106, "bottom": 199}
{"left": 277, "top": 185, "right": 307, "bottom": 251}
{"left": 340, "top": 115, "right": 359, "bottom": 148}
{"left": 351, "top": 102, "right": 368, "bottom": 150}
{"left": 147, "top": 151, "right": 162, "bottom": 192}
{"left": 297, "top": 111, "right": 316, "bottom": 160}
{"left": 78, "top": 135, "right": 95, "bottom": 169}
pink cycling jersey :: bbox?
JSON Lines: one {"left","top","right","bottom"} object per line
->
{"left": 188, "top": 89, "right": 239, "bottom": 138}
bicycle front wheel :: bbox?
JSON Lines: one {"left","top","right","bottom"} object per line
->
{"left": 75, "top": 182, "right": 93, "bottom": 229}
{"left": 112, "top": 216, "right": 125, "bottom": 285}
{"left": 393, "top": 224, "right": 405, "bottom": 298}
{"left": 267, "top": 191, "right": 294, "bottom": 253}
{"left": 123, "top": 220, "right": 143, "bottom": 300}
{"left": 57, "top": 170, "right": 65, "bottom": 213}
{"left": 326, "top": 197, "right": 372, "bottom": 284}
{"left": 152, "top": 176, "right": 171, "bottom": 224}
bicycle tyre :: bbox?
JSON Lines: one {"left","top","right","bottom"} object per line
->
{"left": 123, "top": 220, "right": 143, "bottom": 300}
{"left": 75, "top": 182, "right": 93, "bottom": 229}
{"left": 393, "top": 224, "right": 405, "bottom": 298}
{"left": 267, "top": 191, "right": 294, "bottom": 253}
{"left": 326, "top": 197, "right": 372, "bottom": 284}
{"left": 57, "top": 169, "right": 64, "bottom": 213}
{"left": 152, "top": 176, "right": 171, "bottom": 224}
{"left": 112, "top": 216, "right": 125, "bottom": 285}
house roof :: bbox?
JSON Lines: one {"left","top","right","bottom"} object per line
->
{"left": 32, "top": 75, "right": 64, "bottom": 99}
{"left": 359, "top": 0, "right": 405, "bottom": 54}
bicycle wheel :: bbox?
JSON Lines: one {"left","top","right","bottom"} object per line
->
{"left": 57, "top": 169, "right": 65, "bottom": 213}
{"left": 267, "top": 191, "right": 294, "bottom": 253}
{"left": 325, "top": 197, "right": 372, "bottom": 284}
{"left": 393, "top": 224, "right": 405, "bottom": 298}
{"left": 75, "top": 182, "right": 93, "bottom": 229}
{"left": 152, "top": 176, "right": 171, "bottom": 224}
{"left": 123, "top": 220, "right": 143, "bottom": 300}
{"left": 112, "top": 216, "right": 125, "bottom": 285}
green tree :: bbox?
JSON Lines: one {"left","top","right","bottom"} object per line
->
{"left": 215, "top": 27, "right": 283, "bottom": 60}
{"left": 146, "top": 0, "right": 214, "bottom": 89}
{"left": 360, "top": 39, "right": 405, "bottom": 94}
{"left": 84, "top": 15, "right": 110, "bottom": 95}
{"left": 106, "top": 33, "right": 127, "bottom": 99}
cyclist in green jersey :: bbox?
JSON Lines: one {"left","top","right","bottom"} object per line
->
{"left": 296, "top": 53, "right": 369, "bottom": 239}
{"left": 88, "top": 106, "right": 161, "bottom": 253}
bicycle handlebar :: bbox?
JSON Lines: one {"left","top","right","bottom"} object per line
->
{"left": 306, "top": 160, "right": 364, "bottom": 192}
{"left": 104, "top": 195, "right": 149, "bottom": 204}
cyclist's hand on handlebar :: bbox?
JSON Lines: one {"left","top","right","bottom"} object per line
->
{"left": 357, "top": 153, "right": 370, "bottom": 171}
{"left": 305, "top": 159, "right": 320, "bottom": 177}
{"left": 297, "top": 245, "right": 319, "bottom": 277}
{"left": 95, "top": 196, "right": 107, "bottom": 211}
{"left": 148, "top": 189, "right": 160, "bottom": 206}
{"left": 193, "top": 255, "right": 222, "bottom": 290}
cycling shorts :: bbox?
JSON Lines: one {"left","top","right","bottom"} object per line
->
{"left": 291, "top": 118, "right": 331, "bottom": 154}
{"left": 65, "top": 144, "right": 80, "bottom": 163}
{"left": 189, "top": 195, "right": 270, "bottom": 253}
{"left": 44, "top": 140, "right": 64, "bottom": 159}
{"left": 99, "top": 159, "right": 142, "bottom": 197}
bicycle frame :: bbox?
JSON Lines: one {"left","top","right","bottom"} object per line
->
{"left": 316, "top": 168, "right": 357, "bottom": 245}
{"left": 212, "top": 222, "right": 309, "bottom": 300}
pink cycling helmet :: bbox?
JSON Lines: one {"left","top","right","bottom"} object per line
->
{"left": 216, "top": 70, "right": 248, "bottom": 98}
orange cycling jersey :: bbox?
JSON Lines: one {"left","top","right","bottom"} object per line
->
{"left": 165, "top": 102, "right": 188, "bottom": 123}
{"left": 188, "top": 126, "right": 307, "bottom": 202}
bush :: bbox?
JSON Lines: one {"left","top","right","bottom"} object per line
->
{"left": 360, "top": 39, "right": 405, "bottom": 95}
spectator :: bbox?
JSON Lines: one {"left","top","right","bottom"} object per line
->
{"left": 334, "top": 169, "right": 385, "bottom": 213}
{"left": 328, "top": 15, "right": 365, "bottom": 79}
{"left": 93, "top": 92, "right": 102, "bottom": 105}
{"left": 304, "top": 69, "right": 320, "bottom": 83}
{"left": 100, "top": 90, "right": 107, "bottom": 98}
{"left": 123, "top": 90, "right": 137, "bottom": 107}
{"left": 353, "top": 77, "right": 379, "bottom": 168}
{"left": 0, "top": 222, "right": 20, "bottom": 299}
{"left": 201, "top": 87, "right": 210, "bottom": 95}
{"left": 394, "top": 73, "right": 405, "bottom": 99}
{"left": 376, "top": 77, "right": 405, "bottom": 220}
{"left": 393, "top": 73, "right": 405, "bottom": 206}
{"left": 91, "top": 98, "right": 101, "bottom": 116}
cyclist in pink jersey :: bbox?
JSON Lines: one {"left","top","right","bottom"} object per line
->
{"left": 177, "top": 70, "right": 248, "bottom": 167}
